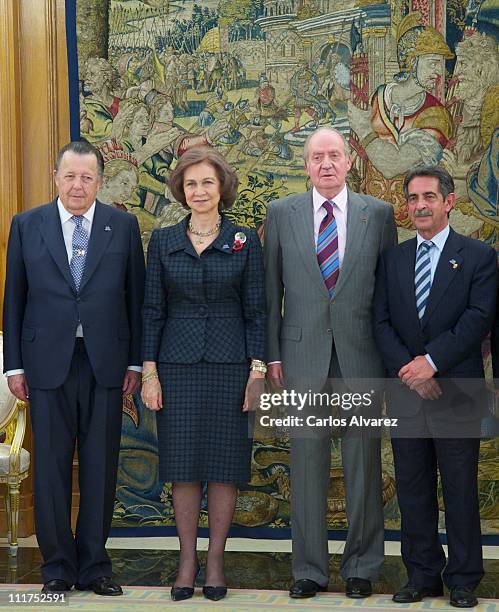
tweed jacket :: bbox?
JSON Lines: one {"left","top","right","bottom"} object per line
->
{"left": 142, "top": 214, "right": 266, "bottom": 364}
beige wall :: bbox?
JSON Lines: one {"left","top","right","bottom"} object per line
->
{"left": 0, "top": 0, "right": 71, "bottom": 535}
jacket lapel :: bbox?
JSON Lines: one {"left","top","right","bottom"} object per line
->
{"left": 165, "top": 216, "right": 198, "bottom": 258}
{"left": 78, "top": 201, "right": 114, "bottom": 292}
{"left": 211, "top": 215, "right": 237, "bottom": 255}
{"left": 421, "top": 228, "right": 463, "bottom": 327}
{"left": 334, "top": 190, "right": 368, "bottom": 298}
{"left": 289, "top": 192, "right": 329, "bottom": 296}
{"left": 39, "top": 200, "right": 76, "bottom": 292}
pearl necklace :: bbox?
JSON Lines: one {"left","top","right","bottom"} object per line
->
{"left": 188, "top": 216, "right": 221, "bottom": 244}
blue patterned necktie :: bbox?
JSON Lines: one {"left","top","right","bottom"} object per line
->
{"left": 70, "top": 215, "right": 89, "bottom": 291}
{"left": 415, "top": 240, "right": 433, "bottom": 319}
{"left": 317, "top": 200, "right": 339, "bottom": 296}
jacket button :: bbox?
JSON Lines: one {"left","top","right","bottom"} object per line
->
{"left": 327, "top": 328, "right": 333, "bottom": 333}
{"left": 199, "top": 305, "right": 207, "bottom": 316}
{"left": 76, "top": 297, "right": 81, "bottom": 303}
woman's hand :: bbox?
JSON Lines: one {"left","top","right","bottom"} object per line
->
{"left": 141, "top": 361, "right": 163, "bottom": 411}
{"left": 242, "top": 370, "right": 265, "bottom": 412}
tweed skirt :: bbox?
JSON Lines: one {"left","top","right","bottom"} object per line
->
{"left": 156, "top": 361, "right": 252, "bottom": 483}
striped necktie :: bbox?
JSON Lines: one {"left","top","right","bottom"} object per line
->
{"left": 415, "top": 240, "right": 433, "bottom": 319}
{"left": 317, "top": 200, "right": 339, "bottom": 296}
{"left": 70, "top": 215, "right": 89, "bottom": 291}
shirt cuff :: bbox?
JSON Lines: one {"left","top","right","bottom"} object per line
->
{"left": 127, "top": 366, "right": 142, "bottom": 373}
{"left": 424, "top": 354, "right": 438, "bottom": 372}
{"left": 6, "top": 369, "right": 25, "bottom": 377}
{"left": 268, "top": 361, "right": 282, "bottom": 365}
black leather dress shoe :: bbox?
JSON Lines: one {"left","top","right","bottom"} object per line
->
{"left": 41, "top": 579, "right": 71, "bottom": 594}
{"left": 289, "top": 579, "right": 327, "bottom": 598}
{"left": 202, "top": 585, "right": 227, "bottom": 601}
{"left": 450, "top": 587, "right": 478, "bottom": 608}
{"left": 345, "top": 577, "right": 372, "bottom": 598}
{"left": 171, "top": 585, "right": 194, "bottom": 601}
{"left": 393, "top": 583, "right": 444, "bottom": 603}
{"left": 75, "top": 576, "right": 123, "bottom": 596}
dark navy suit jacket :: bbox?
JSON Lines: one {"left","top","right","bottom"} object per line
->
{"left": 373, "top": 228, "right": 497, "bottom": 420}
{"left": 142, "top": 215, "right": 265, "bottom": 364}
{"left": 3, "top": 199, "right": 145, "bottom": 389}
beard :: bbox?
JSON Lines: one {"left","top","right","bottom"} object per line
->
{"left": 456, "top": 78, "right": 482, "bottom": 104}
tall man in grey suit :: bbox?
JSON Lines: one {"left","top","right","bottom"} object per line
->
{"left": 3, "top": 141, "right": 145, "bottom": 595}
{"left": 264, "top": 128, "right": 397, "bottom": 599}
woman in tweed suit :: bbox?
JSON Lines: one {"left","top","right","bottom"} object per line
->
{"left": 141, "top": 147, "right": 266, "bottom": 601}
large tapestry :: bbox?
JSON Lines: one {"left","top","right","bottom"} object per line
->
{"left": 73, "top": 0, "right": 498, "bottom": 536}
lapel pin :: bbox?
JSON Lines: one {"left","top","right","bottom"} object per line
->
{"left": 234, "top": 232, "right": 247, "bottom": 243}
{"left": 104, "top": 225, "right": 112, "bottom": 232}
{"left": 222, "top": 244, "right": 230, "bottom": 249}
{"left": 449, "top": 259, "right": 459, "bottom": 269}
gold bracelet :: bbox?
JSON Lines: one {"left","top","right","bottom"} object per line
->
{"left": 251, "top": 359, "right": 266, "bottom": 367}
{"left": 142, "top": 370, "right": 158, "bottom": 383}
{"left": 250, "top": 359, "right": 267, "bottom": 374}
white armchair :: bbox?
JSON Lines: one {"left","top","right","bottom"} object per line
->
{"left": 0, "top": 332, "right": 30, "bottom": 555}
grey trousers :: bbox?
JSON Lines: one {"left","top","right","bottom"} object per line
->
{"left": 290, "top": 354, "right": 384, "bottom": 585}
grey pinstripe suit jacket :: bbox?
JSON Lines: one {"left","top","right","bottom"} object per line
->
{"left": 264, "top": 188, "right": 397, "bottom": 390}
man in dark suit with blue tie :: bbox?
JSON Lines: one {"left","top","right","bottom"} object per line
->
{"left": 3, "top": 141, "right": 145, "bottom": 595}
{"left": 373, "top": 166, "right": 497, "bottom": 609}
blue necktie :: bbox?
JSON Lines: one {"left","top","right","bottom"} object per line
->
{"left": 317, "top": 201, "right": 339, "bottom": 296}
{"left": 415, "top": 241, "right": 433, "bottom": 319}
{"left": 70, "top": 215, "right": 89, "bottom": 291}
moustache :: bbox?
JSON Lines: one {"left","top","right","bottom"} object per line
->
{"left": 413, "top": 210, "right": 433, "bottom": 218}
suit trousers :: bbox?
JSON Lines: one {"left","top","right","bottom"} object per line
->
{"left": 29, "top": 339, "right": 123, "bottom": 585}
{"left": 391, "top": 436, "right": 483, "bottom": 589}
{"left": 290, "top": 351, "right": 384, "bottom": 585}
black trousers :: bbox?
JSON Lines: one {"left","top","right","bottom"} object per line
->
{"left": 29, "top": 339, "right": 123, "bottom": 585}
{"left": 391, "top": 437, "right": 483, "bottom": 590}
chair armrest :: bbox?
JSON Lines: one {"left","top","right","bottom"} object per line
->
{"left": 8, "top": 401, "right": 27, "bottom": 477}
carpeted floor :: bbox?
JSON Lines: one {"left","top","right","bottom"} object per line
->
{"left": 0, "top": 586, "right": 498, "bottom": 611}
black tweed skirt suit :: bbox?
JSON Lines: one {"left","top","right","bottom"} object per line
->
{"left": 142, "top": 214, "right": 266, "bottom": 483}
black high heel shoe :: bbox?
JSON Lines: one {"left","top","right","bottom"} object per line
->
{"left": 171, "top": 563, "right": 201, "bottom": 601}
{"left": 202, "top": 585, "right": 228, "bottom": 601}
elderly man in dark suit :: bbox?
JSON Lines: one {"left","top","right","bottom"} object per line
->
{"left": 264, "top": 127, "right": 397, "bottom": 599}
{"left": 373, "top": 165, "right": 497, "bottom": 609}
{"left": 3, "top": 141, "right": 145, "bottom": 595}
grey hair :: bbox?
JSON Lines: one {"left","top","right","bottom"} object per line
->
{"left": 303, "top": 127, "right": 350, "bottom": 160}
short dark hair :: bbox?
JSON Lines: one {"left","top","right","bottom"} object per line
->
{"left": 168, "top": 147, "right": 238, "bottom": 210}
{"left": 55, "top": 140, "right": 105, "bottom": 177}
{"left": 403, "top": 165, "right": 455, "bottom": 200}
